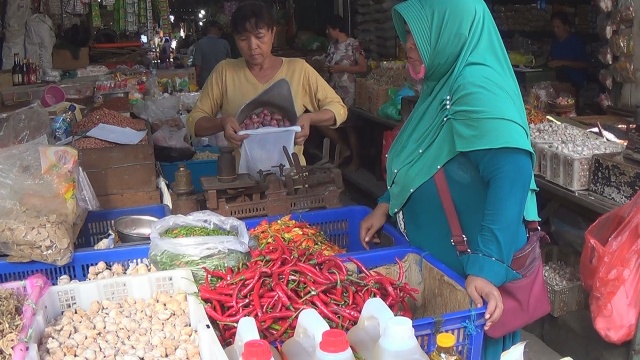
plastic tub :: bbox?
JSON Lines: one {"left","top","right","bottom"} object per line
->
{"left": 41, "top": 85, "right": 66, "bottom": 108}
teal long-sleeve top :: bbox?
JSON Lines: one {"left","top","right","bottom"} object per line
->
{"left": 380, "top": 147, "right": 534, "bottom": 359}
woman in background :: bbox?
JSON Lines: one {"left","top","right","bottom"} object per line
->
{"left": 548, "top": 11, "right": 590, "bottom": 91}
{"left": 316, "top": 15, "right": 367, "bottom": 171}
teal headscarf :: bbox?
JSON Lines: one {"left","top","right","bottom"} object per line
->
{"left": 386, "top": 0, "right": 539, "bottom": 220}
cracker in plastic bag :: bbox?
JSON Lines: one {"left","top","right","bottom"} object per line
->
{"left": 600, "top": 69, "right": 614, "bottom": 89}
{"left": 598, "top": 46, "right": 614, "bottom": 65}
{"left": 0, "top": 145, "right": 82, "bottom": 265}
{"left": 611, "top": 57, "right": 635, "bottom": 83}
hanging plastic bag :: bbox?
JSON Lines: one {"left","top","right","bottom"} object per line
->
{"left": 581, "top": 191, "right": 640, "bottom": 344}
{"left": 238, "top": 126, "right": 301, "bottom": 179}
{"left": 149, "top": 210, "right": 253, "bottom": 284}
{"left": 152, "top": 127, "right": 191, "bottom": 149}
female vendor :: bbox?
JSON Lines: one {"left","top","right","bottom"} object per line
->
{"left": 548, "top": 11, "right": 590, "bottom": 91}
{"left": 188, "top": 1, "right": 347, "bottom": 162}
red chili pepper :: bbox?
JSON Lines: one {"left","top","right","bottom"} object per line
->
{"left": 346, "top": 257, "right": 372, "bottom": 277}
{"left": 396, "top": 258, "right": 405, "bottom": 283}
{"left": 311, "top": 296, "right": 342, "bottom": 325}
{"left": 205, "top": 305, "right": 251, "bottom": 322}
{"left": 253, "top": 279, "right": 264, "bottom": 317}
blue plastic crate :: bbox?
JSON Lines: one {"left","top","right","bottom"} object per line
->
{"left": 344, "top": 247, "right": 486, "bottom": 360}
{"left": 0, "top": 245, "right": 150, "bottom": 284}
{"left": 243, "top": 205, "right": 410, "bottom": 254}
{"left": 76, "top": 204, "right": 171, "bottom": 248}
{"left": 159, "top": 146, "right": 219, "bottom": 193}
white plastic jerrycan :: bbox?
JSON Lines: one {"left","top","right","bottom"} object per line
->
{"left": 347, "top": 297, "right": 395, "bottom": 359}
{"left": 281, "top": 308, "right": 331, "bottom": 360}
{"left": 225, "top": 317, "right": 282, "bottom": 360}
{"left": 371, "top": 316, "right": 429, "bottom": 360}
{"left": 242, "top": 339, "right": 274, "bottom": 360}
{"left": 313, "top": 329, "right": 356, "bottom": 360}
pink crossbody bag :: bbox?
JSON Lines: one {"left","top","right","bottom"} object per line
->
{"left": 433, "top": 169, "right": 551, "bottom": 338}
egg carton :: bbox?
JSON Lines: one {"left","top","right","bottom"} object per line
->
{"left": 26, "top": 269, "right": 226, "bottom": 360}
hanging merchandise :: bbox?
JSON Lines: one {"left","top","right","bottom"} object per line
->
{"left": 126, "top": 0, "right": 137, "bottom": 32}
{"left": 25, "top": 14, "right": 56, "bottom": 71}
{"left": 91, "top": 0, "right": 102, "bottom": 28}
{"left": 599, "top": 69, "right": 614, "bottom": 89}
{"left": 146, "top": 0, "right": 153, "bottom": 41}
{"left": 158, "top": 0, "right": 170, "bottom": 36}
{"left": 610, "top": 56, "right": 635, "bottom": 83}
{"left": 610, "top": 28, "right": 633, "bottom": 56}
{"left": 114, "top": 0, "right": 123, "bottom": 32}
{"left": 598, "top": 46, "right": 613, "bottom": 65}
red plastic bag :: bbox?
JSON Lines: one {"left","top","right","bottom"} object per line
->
{"left": 581, "top": 191, "right": 640, "bottom": 344}
{"left": 381, "top": 125, "right": 402, "bottom": 181}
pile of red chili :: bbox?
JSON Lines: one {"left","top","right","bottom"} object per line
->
{"left": 249, "top": 216, "right": 345, "bottom": 255}
{"left": 200, "top": 236, "right": 419, "bottom": 345}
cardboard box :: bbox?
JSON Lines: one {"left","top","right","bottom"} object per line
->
{"left": 355, "top": 78, "right": 368, "bottom": 110}
{"left": 367, "top": 83, "right": 391, "bottom": 114}
{"left": 78, "top": 137, "right": 157, "bottom": 196}
{"left": 52, "top": 47, "right": 90, "bottom": 71}
{"left": 97, "top": 190, "right": 162, "bottom": 210}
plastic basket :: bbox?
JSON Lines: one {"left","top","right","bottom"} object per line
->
{"left": 0, "top": 244, "right": 150, "bottom": 284}
{"left": 344, "top": 247, "right": 485, "bottom": 360}
{"left": 26, "top": 269, "right": 226, "bottom": 360}
{"left": 76, "top": 204, "right": 171, "bottom": 248}
{"left": 0, "top": 274, "right": 51, "bottom": 360}
{"left": 243, "top": 205, "right": 410, "bottom": 254}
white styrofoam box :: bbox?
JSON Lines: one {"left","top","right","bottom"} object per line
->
{"left": 26, "top": 269, "right": 227, "bottom": 360}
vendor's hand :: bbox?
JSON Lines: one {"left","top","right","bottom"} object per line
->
{"left": 466, "top": 275, "right": 503, "bottom": 330}
{"left": 221, "top": 116, "right": 248, "bottom": 147}
{"left": 359, "top": 204, "right": 389, "bottom": 250}
{"left": 295, "top": 114, "right": 312, "bottom": 146}
{"left": 548, "top": 60, "right": 565, "bottom": 68}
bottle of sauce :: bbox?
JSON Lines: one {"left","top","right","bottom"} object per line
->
{"left": 429, "top": 333, "right": 462, "bottom": 360}
{"left": 22, "top": 58, "right": 29, "bottom": 85}
{"left": 29, "top": 60, "right": 37, "bottom": 84}
{"left": 12, "top": 53, "right": 22, "bottom": 86}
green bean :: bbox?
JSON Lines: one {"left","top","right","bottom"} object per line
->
{"left": 162, "top": 226, "right": 236, "bottom": 239}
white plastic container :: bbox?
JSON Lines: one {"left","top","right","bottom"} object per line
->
{"left": 347, "top": 297, "right": 395, "bottom": 359}
{"left": 26, "top": 269, "right": 225, "bottom": 360}
{"left": 281, "top": 308, "right": 331, "bottom": 360}
{"left": 238, "top": 125, "right": 301, "bottom": 179}
{"left": 313, "top": 329, "right": 356, "bottom": 360}
{"left": 242, "top": 339, "right": 275, "bottom": 360}
{"left": 225, "top": 317, "right": 282, "bottom": 360}
{"left": 371, "top": 316, "right": 429, "bottom": 360}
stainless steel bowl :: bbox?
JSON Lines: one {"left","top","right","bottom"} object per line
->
{"left": 114, "top": 216, "right": 158, "bottom": 243}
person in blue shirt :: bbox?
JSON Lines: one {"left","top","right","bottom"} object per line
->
{"left": 548, "top": 11, "right": 590, "bottom": 90}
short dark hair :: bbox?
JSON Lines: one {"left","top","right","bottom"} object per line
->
{"left": 230, "top": 1, "right": 275, "bottom": 35}
{"left": 551, "top": 11, "right": 572, "bottom": 27}
{"left": 205, "top": 20, "right": 222, "bottom": 33}
{"left": 327, "top": 15, "right": 347, "bottom": 34}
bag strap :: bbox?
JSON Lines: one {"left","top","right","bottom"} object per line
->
{"left": 433, "top": 168, "right": 540, "bottom": 255}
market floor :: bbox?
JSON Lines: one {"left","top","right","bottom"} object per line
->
{"left": 522, "top": 331, "right": 564, "bottom": 359}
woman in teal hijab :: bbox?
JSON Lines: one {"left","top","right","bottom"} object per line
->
{"left": 359, "top": 0, "right": 540, "bottom": 358}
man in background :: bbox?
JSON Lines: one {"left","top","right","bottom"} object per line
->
{"left": 193, "top": 21, "right": 231, "bottom": 89}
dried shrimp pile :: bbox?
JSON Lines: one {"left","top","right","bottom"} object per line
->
{"left": 0, "top": 289, "right": 25, "bottom": 359}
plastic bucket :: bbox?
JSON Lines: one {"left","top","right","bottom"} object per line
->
{"left": 41, "top": 85, "right": 66, "bottom": 108}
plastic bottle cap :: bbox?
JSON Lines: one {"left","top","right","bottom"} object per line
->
{"left": 242, "top": 339, "right": 272, "bottom": 360}
{"left": 436, "top": 333, "right": 456, "bottom": 348}
{"left": 68, "top": 104, "right": 76, "bottom": 112}
{"left": 319, "top": 329, "right": 350, "bottom": 353}
{"left": 383, "top": 316, "right": 414, "bottom": 340}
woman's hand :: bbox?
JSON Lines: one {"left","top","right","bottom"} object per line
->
{"left": 465, "top": 275, "right": 503, "bottom": 330}
{"left": 295, "top": 114, "right": 312, "bottom": 146}
{"left": 359, "top": 203, "right": 389, "bottom": 249}
{"left": 221, "top": 116, "right": 248, "bottom": 147}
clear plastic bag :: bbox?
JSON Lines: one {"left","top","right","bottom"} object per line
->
{"left": 610, "top": 28, "right": 633, "bottom": 56}
{"left": 611, "top": 57, "right": 635, "bottom": 83}
{"left": 152, "top": 127, "right": 192, "bottom": 149}
{"left": 527, "top": 82, "right": 557, "bottom": 111}
{"left": 597, "top": 16, "right": 616, "bottom": 40}
{"left": 0, "top": 103, "right": 51, "bottom": 149}
{"left": 132, "top": 94, "right": 181, "bottom": 123}
{"left": 599, "top": 69, "right": 614, "bottom": 89}
{"left": 597, "top": 0, "right": 614, "bottom": 12}
{"left": 149, "top": 211, "right": 253, "bottom": 284}
{"left": 238, "top": 126, "right": 302, "bottom": 179}
{"left": 0, "top": 144, "right": 84, "bottom": 265}
{"left": 613, "top": 0, "right": 634, "bottom": 23}
{"left": 598, "top": 46, "right": 613, "bottom": 65}
{"left": 581, "top": 191, "right": 640, "bottom": 344}
{"left": 77, "top": 166, "right": 101, "bottom": 211}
